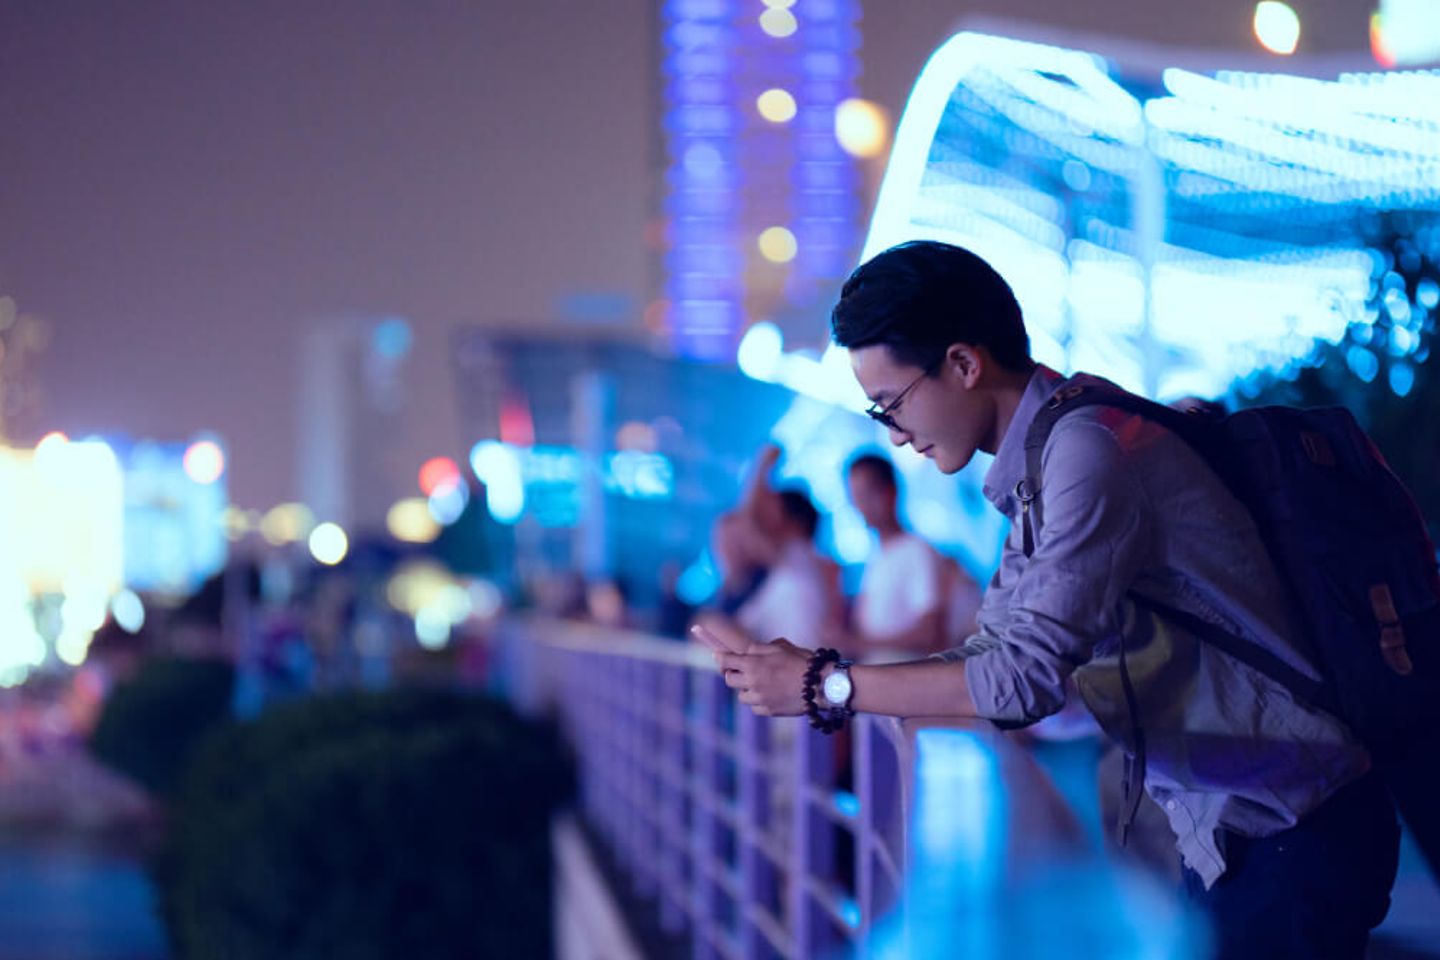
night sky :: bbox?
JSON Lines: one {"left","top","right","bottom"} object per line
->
{"left": 0, "top": 1, "right": 1371, "bottom": 514}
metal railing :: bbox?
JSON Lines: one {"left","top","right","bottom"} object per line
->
{"left": 500, "top": 616, "right": 1177, "bottom": 959}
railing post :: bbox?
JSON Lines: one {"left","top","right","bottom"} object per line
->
{"left": 627, "top": 658, "right": 658, "bottom": 900}
{"left": 855, "top": 716, "right": 903, "bottom": 958}
{"left": 605, "top": 654, "right": 628, "bottom": 874}
{"left": 635, "top": 660, "right": 666, "bottom": 901}
{"left": 737, "top": 708, "right": 778, "bottom": 958}
{"left": 689, "top": 669, "right": 728, "bottom": 960}
{"left": 657, "top": 661, "right": 688, "bottom": 934}
{"left": 790, "top": 725, "right": 836, "bottom": 958}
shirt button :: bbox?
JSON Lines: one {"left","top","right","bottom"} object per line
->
{"left": 1165, "top": 800, "right": 1178, "bottom": 812}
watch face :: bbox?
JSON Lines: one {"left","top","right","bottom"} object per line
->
{"left": 822, "top": 669, "right": 852, "bottom": 707}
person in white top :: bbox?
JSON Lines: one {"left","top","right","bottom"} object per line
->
{"left": 735, "top": 489, "right": 843, "bottom": 648}
{"left": 846, "top": 453, "right": 979, "bottom": 657}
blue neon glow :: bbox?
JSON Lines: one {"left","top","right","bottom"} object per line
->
{"left": 468, "top": 441, "right": 675, "bottom": 526}
{"left": 675, "top": 548, "right": 720, "bottom": 605}
{"left": 741, "top": 32, "right": 1440, "bottom": 408}
{"left": 371, "top": 317, "right": 413, "bottom": 360}
{"left": 470, "top": 441, "right": 525, "bottom": 524}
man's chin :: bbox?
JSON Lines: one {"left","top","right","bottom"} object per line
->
{"left": 932, "top": 448, "right": 972, "bottom": 475}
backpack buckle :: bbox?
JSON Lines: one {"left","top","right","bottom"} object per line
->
{"left": 1045, "top": 385, "right": 1086, "bottom": 410}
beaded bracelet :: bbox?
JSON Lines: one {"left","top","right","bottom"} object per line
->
{"left": 801, "top": 647, "right": 852, "bottom": 735}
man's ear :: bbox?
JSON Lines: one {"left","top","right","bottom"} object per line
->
{"left": 945, "top": 343, "right": 985, "bottom": 389}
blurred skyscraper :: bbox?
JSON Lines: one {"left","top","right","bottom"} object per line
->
{"left": 656, "top": 0, "right": 866, "bottom": 362}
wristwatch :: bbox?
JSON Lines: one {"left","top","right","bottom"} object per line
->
{"left": 821, "top": 659, "right": 855, "bottom": 710}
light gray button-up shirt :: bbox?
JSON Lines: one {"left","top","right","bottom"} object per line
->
{"left": 942, "top": 365, "right": 1369, "bottom": 887}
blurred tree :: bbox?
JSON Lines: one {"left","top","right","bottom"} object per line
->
{"left": 156, "top": 688, "right": 573, "bottom": 960}
{"left": 1233, "top": 212, "right": 1440, "bottom": 539}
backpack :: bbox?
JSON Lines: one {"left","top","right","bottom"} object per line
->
{"left": 1021, "top": 376, "right": 1440, "bottom": 872}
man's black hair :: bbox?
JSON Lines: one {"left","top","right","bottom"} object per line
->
{"left": 830, "top": 240, "right": 1032, "bottom": 373}
{"left": 776, "top": 488, "right": 820, "bottom": 541}
{"left": 847, "top": 452, "right": 897, "bottom": 491}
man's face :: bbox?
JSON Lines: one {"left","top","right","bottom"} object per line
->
{"left": 849, "top": 343, "right": 990, "bottom": 475}
{"left": 846, "top": 466, "right": 895, "bottom": 530}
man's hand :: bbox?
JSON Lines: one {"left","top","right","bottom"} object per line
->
{"left": 693, "top": 621, "right": 812, "bottom": 717}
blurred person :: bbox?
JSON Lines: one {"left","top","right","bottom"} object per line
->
{"left": 709, "top": 509, "right": 770, "bottom": 617}
{"left": 704, "top": 445, "right": 843, "bottom": 650}
{"left": 732, "top": 486, "right": 844, "bottom": 646}
{"left": 845, "top": 453, "right": 980, "bottom": 658}
{"left": 654, "top": 561, "right": 696, "bottom": 639}
{"left": 700, "top": 240, "right": 1403, "bottom": 960}
{"left": 584, "top": 578, "right": 629, "bottom": 629}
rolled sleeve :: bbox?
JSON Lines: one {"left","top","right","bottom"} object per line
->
{"left": 961, "top": 419, "right": 1154, "bottom": 724}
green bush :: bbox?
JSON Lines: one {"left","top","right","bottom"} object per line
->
{"left": 156, "top": 687, "right": 573, "bottom": 960}
{"left": 89, "top": 657, "right": 236, "bottom": 797}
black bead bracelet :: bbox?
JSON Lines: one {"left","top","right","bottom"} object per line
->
{"left": 802, "top": 647, "right": 852, "bottom": 735}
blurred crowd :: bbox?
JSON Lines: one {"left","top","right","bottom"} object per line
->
{"left": 698, "top": 444, "right": 981, "bottom": 663}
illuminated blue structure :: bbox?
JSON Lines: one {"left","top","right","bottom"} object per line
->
{"left": 744, "top": 31, "right": 1440, "bottom": 578}
{"left": 115, "top": 438, "right": 228, "bottom": 594}
{"left": 661, "top": 0, "right": 861, "bottom": 361}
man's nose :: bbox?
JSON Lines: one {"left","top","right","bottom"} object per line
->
{"left": 887, "top": 426, "right": 911, "bottom": 447}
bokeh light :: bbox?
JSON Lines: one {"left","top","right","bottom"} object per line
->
{"left": 386, "top": 498, "right": 441, "bottom": 544}
{"left": 414, "top": 605, "right": 451, "bottom": 650}
{"left": 372, "top": 316, "right": 413, "bottom": 359}
{"left": 418, "top": 456, "right": 462, "bottom": 497}
{"left": 260, "top": 503, "right": 315, "bottom": 546}
{"left": 56, "top": 632, "right": 90, "bottom": 667}
{"left": 757, "top": 226, "right": 798, "bottom": 264}
{"left": 110, "top": 589, "right": 146, "bottom": 634}
{"left": 470, "top": 441, "right": 525, "bottom": 524}
{"left": 1254, "top": 2, "right": 1300, "bottom": 55}
{"left": 183, "top": 439, "right": 226, "bottom": 485}
{"left": 221, "top": 505, "right": 252, "bottom": 542}
{"left": 756, "top": 88, "right": 797, "bottom": 123}
{"left": 427, "top": 482, "right": 469, "bottom": 526}
{"left": 308, "top": 522, "right": 348, "bottom": 565}
{"left": 737, "top": 322, "right": 784, "bottom": 381}
{"left": 759, "top": 7, "right": 797, "bottom": 38}
{"left": 834, "top": 98, "right": 889, "bottom": 158}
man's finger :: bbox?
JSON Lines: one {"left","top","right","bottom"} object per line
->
{"left": 690, "top": 624, "right": 729, "bottom": 652}
{"left": 690, "top": 619, "right": 752, "bottom": 654}
{"left": 722, "top": 670, "right": 746, "bottom": 690}
{"left": 715, "top": 652, "right": 747, "bottom": 673}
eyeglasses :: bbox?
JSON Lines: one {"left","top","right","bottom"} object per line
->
{"left": 864, "top": 362, "right": 939, "bottom": 431}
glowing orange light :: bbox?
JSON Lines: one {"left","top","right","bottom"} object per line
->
{"left": 1370, "top": 12, "right": 1398, "bottom": 67}
{"left": 418, "top": 457, "right": 462, "bottom": 497}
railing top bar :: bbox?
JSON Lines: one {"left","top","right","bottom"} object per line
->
{"left": 516, "top": 614, "right": 717, "bottom": 670}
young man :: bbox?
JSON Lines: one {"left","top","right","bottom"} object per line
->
{"left": 697, "top": 240, "right": 1399, "bottom": 960}
{"left": 846, "top": 453, "right": 980, "bottom": 657}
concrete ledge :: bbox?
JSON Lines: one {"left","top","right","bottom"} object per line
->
{"left": 553, "top": 814, "right": 644, "bottom": 960}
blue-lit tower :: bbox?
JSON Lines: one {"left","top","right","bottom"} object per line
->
{"left": 659, "top": 0, "right": 863, "bottom": 362}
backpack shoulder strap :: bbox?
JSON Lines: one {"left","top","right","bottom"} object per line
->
{"left": 1019, "top": 377, "right": 1335, "bottom": 714}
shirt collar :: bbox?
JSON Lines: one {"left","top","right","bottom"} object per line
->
{"left": 982, "top": 364, "right": 1065, "bottom": 513}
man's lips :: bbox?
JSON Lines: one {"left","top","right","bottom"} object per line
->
{"left": 916, "top": 444, "right": 934, "bottom": 456}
